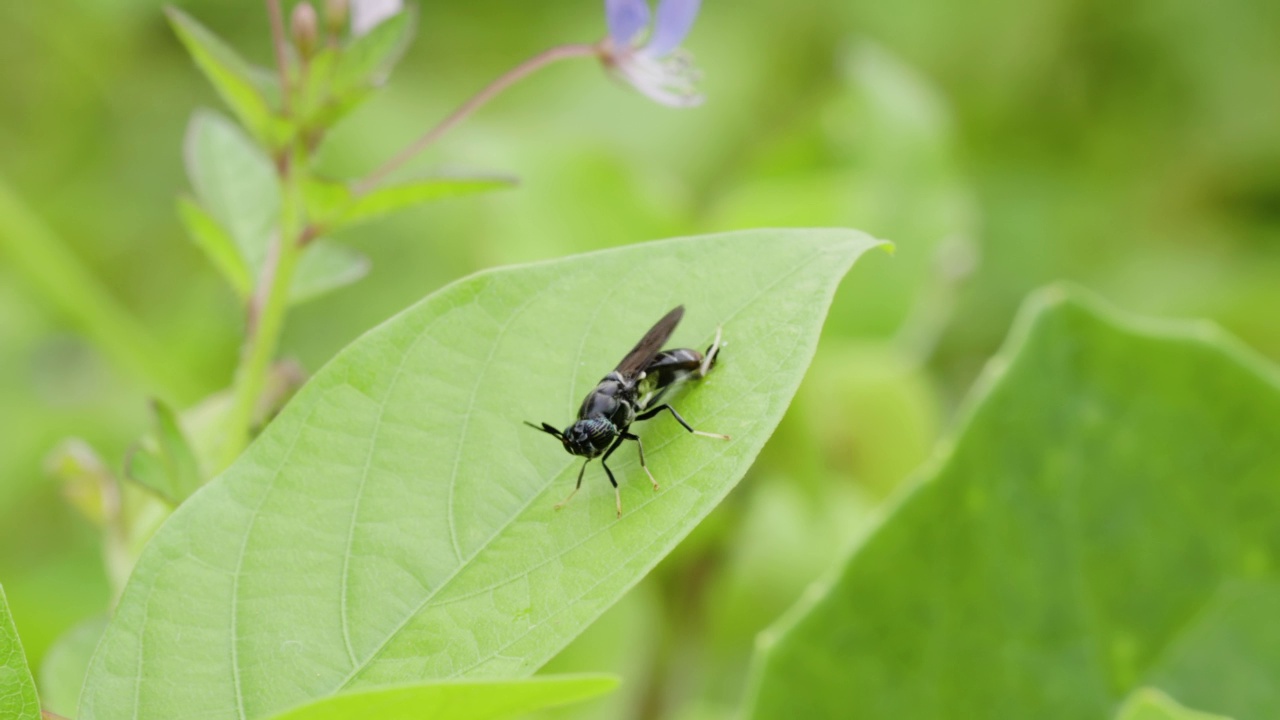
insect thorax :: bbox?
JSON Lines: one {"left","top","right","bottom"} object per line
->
{"left": 564, "top": 416, "right": 618, "bottom": 457}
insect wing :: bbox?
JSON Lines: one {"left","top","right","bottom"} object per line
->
{"left": 613, "top": 305, "right": 685, "bottom": 380}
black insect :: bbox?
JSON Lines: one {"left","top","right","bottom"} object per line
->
{"left": 525, "top": 305, "right": 729, "bottom": 517}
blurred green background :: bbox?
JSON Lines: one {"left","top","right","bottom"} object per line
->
{"left": 1, "top": 0, "right": 1277, "bottom": 718}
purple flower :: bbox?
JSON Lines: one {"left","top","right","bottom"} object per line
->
{"left": 602, "top": 0, "right": 704, "bottom": 107}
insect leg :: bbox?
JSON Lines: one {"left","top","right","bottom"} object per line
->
{"left": 621, "top": 431, "right": 659, "bottom": 491}
{"left": 635, "top": 403, "right": 730, "bottom": 440}
{"left": 601, "top": 435, "right": 626, "bottom": 518}
{"left": 554, "top": 459, "right": 592, "bottom": 511}
{"left": 700, "top": 326, "right": 723, "bottom": 377}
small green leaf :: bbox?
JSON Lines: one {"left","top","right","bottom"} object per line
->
{"left": 0, "top": 585, "right": 40, "bottom": 720}
{"left": 80, "top": 229, "right": 887, "bottom": 719}
{"left": 335, "top": 9, "right": 416, "bottom": 91}
{"left": 1116, "top": 689, "right": 1232, "bottom": 720}
{"left": 124, "top": 446, "right": 172, "bottom": 502}
{"left": 178, "top": 195, "right": 252, "bottom": 299}
{"left": 267, "top": 674, "right": 618, "bottom": 720}
{"left": 39, "top": 616, "right": 107, "bottom": 719}
{"left": 746, "top": 287, "right": 1280, "bottom": 720}
{"left": 152, "top": 399, "right": 204, "bottom": 500}
{"left": 294, "top": 10, "right": 417, "bottom": 131}
{"left": 166, "top": 7, "right": 277, "bottom": 145}
{"left": 295, "top": 47, "right": 339, "bottom": 126}
{"left": 289, "top": 240, "right": 370, "bottom": 305}
{"left": 183, "top": 110, "right": 279, "bottom": 279}
{"left": 43, "top": 439, "right": 114, "bottom": 527}
{"left": 124, "top": 400, "right": 204, "bottom": 504}
{"left": 306, "top": 175, "right": 514, "bottom": 234}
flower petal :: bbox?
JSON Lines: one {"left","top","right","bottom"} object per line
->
{"left": 646, "top": 0, "right": 701, "bottom": 56}
{"left": 351, "top": 0, "right": 404, "bottom": 36}
{"left": 611, "top": 52, "right": 704, "bottom": 107}
{"left": 605, "top": 0, "right": 651, "bottom": 45}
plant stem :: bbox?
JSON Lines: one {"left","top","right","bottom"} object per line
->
{"left": 218, "top": 156, "right": 305, "bottom": 470}
{"left": 266, "top": 0, "right": 291, "bottom": 115}
{"left": 0, "top": 175, "right": 200, "bottom": 401}
{"left": 354, "top": 42, "right": 599, "bottom": 193}
{"left": 215, "top": 1, "right": 310, "bottom": 470}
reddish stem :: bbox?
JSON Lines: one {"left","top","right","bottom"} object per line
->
{"left": 354, "top": 42, "right": 600, "bottom": 193}
{"left": 266, "top": 0, "right": 291, "bottom": 114}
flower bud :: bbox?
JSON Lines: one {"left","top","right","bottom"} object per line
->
{"left": 325, "top": 0, "right": 349, "bottom": 39}
{"left": 291, "top": 2, "right": 319, "bottom": 58}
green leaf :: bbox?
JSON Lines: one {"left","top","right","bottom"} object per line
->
{"left": 80, "top": 229, "right": 887, "bottom": 719}
{"left": 745, "top": 286, "right": 1280, "bottom": 720}
{"left": 124, "top": 400, "right": 205, "bottom": 504}
{"left": 295, "top": 48, "right": 339, "bottom": 126}
{"left": 39, "top": 616, "right": 107, "bottom": 719}
{"left": 301, "top": 9, "right": 417, "bottom": 128}
{"left": 267, "top": 674, "right": 617, "bottom": 720}
{"left": 305, "top": 176, "right": 515, "bottom": 235}
{"left": 183, "top": 109, "right": 279, "bottom": 278}
{"left": 289, "top": 240, "right": 371, "bottom": 305}
{"left": 334, "top": 10, "right": 416, "bottom": 91}
{"left": 151, "top": 399, "right": 204, "bottom": 500}
{"left": 166, "top": 7, "right": 277, "bottom": 145}
{"left": 0, "top": 585, "right": 40, "bottom": 720}
{"left": 123, "top": 447, "right": 171, "bottom": 502}
{"left": 1116, "top": 689, "right": 1232, "bottom": 720}
{"left": 178, "top": 194, "right": 252, "bottom": 299}
{"left": 43, "top": 439, "right": 115, "bottom": 527}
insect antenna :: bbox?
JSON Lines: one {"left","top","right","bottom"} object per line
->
{"left": 523, "top": 420, "right": 564, "bottom": 439}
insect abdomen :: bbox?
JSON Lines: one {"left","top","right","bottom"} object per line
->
{"left": 637, "top": 349, "right": 706, "bottom": 406}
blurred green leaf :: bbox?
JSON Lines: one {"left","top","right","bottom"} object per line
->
{"left": 334, "top": 10, "right": 416, "bottom": 91}
{"left": 299, "top": 9, "right": 418, "bottom": 129}
{"left": 746, "top": 287, "right": 1280, "bottom": 719}
{"left": 177, "top": 194, "right": 252, "bottom": 299}
{"left": 1116, "top": 689, "right": 1232, "bottom": 720}
{"left": 124, "top": 400, "right": 204, "bottom": 504}
{"left": 305, "top": 175, "right": 515, "bottom": 235}
{"left": 1142, "top": 580, "right": 1280, "bottom": 716}
{"left": 43, "top": 439, "right": 115, "bottom": 527}
{"left": 0, "top": 585, "right": 40, "bottom": 720}
{"left": 289, "top": 240, "right": 371, "bottom": 305}
{"left": 267, "top": 674, "right": 617, "bottom": 720}
{"left": 183, "top": 109, "right": 278, "bottom": 278}
{"left": 792, "top": 342, "right": 940, "bottom": 496}
{"left": 166, "top": 7, "right": 278, "bottom": 145}
{"left": 296, "top": 48, "right": 339, "bottom": 126}
{"left": 38, "top": 616, "right": 107, "bottom": 719}
{"left": 0, "top": 175, "right": 201, "bottom": 400}
{"left": 80, "top": 229, "right": 887, "bottom": 719}
{"left": 151, "top": 399, "right": 203, "bottom": 500}
{"left": 123, "top": 448, "right": 170, "bottom": 503}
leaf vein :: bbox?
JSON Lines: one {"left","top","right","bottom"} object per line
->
{"left": 229, "top": 404, "right": 318, "bottom": 720}
{"left": 340, "top": 331, "right": 426, "bottom": 668}
{"left": 334, "top": 288, "right": 550, "bottom": 691}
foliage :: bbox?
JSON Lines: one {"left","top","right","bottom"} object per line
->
{"left": 79, "top": 230, "right": 883, "bottom": 718}
{"left": 266, "top": 675, "right": 618, "bottom": 720}
{"left": 746, "top": 288, "right": 1280, "bottom": 719}
{"left": 1115, "top": 689, "right": 1232, "bottom": 720}
{"left": 0, "top": 585, "right": 40, "bottom": 720}
{"left": 1, "top": 0, "right": 1277, "bottom": 719}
